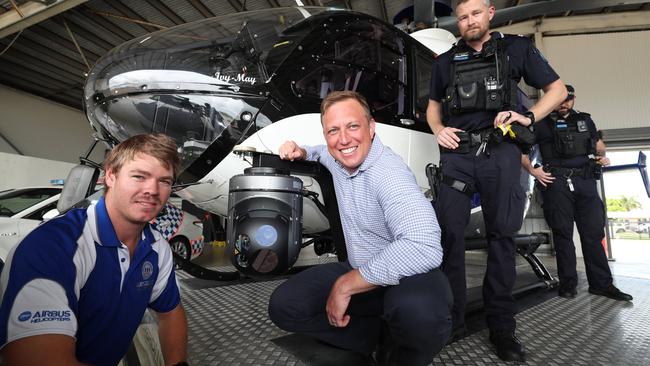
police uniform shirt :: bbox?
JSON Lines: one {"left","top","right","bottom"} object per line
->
{"left": 0, "top": 197, "right": 180, "bottom": 366}
{"left": 429, "top": 33, "right": 560, "bottom": 131}
{"left": 535, "top": 109, "right": 598, "bottom": 168}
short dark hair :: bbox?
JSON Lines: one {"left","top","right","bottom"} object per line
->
{"left": 320, "top": 91, "right": 372, "bottom": 122}
{"left": 103, "top": 133, "right": 180, "bottom": 178}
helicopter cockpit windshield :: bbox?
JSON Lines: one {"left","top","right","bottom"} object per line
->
{"left": 84, "top": 7, "right": 328, "bottom": 177}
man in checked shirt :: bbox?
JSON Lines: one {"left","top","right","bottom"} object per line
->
{"left": 269, "top": 91, "right": 452, "bottom": 366}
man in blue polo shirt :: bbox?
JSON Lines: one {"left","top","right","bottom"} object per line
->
{"left": 0, "top": 134, "right": 188, "bottom": 366}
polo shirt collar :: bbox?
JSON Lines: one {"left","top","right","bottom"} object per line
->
{"left": 94, "top": 196, "right": 155, "bottom": 248}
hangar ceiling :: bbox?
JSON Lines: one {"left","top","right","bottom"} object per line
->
{"left": 1, "top": 0, "right": 650, "bottom": 111}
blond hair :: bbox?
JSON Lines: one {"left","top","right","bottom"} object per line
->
{"left": 103, "top": 133, "right": 180, "bottom": 178}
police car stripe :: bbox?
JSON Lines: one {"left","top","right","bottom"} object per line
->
{"left": 151, "top": 204, "right": 184, "bottom": 240}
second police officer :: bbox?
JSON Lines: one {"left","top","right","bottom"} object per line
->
{"left": 522, "top": 85, "right": 633, "bottom": 302}
{"left": 426, "top": 0, "right": 567, "bottom": 362}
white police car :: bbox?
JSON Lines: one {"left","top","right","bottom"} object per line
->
{"left": 0, "top": 187, "right": 63, "bottom": 265}
{"left": 0, "top": 187, "right": 204, "bottom": 268}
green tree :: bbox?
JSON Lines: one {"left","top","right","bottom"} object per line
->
{"left": 607, "top": 195, "right": 642, "bottom": 212}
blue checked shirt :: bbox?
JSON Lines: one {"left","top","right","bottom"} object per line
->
{"left": 304, "top": 136, "right": 443, "bottom": 285}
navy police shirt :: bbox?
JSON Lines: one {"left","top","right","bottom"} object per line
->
{"left": 535, "top": 109, "right": 598, "bottom": 168}
{"left": 0, "top": 197, "right": 180, "bottom": 366}
{"left": 429, "top": 33, "right": 560, "bottom": 131}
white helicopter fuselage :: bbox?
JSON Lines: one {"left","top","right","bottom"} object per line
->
{"left": 176, "top": 113, "right": 487, "bottom": 237}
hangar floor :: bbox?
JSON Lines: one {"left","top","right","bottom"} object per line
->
{"left": 172, "top": 245, "right": 650, "bottom": 366}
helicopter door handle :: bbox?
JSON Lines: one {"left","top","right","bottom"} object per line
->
{"left": 400, "top": 118, "right": 415, "bottom": 126}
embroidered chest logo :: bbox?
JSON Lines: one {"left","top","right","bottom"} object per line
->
{"left": 142, "top": 261, "right": 154, "bottom": 280}
{"left": 136, "top": 261, "right": 155, "bottom": 290}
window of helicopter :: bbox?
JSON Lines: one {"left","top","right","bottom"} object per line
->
{"left": 415, "top": 52, "right": 434, "bottom": 123}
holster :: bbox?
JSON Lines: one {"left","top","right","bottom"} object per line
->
{"left": 508, "top": 124, "right": 536, "bottom": 154}
{"left": 425, "top": 163, "right": 443, "bottom": 202}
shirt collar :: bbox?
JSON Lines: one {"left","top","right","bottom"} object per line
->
{"left": 94, "top": 196, "right": 155, "bottom": 248}
{"left": 456, "top": 31, "right": 502, "bottom": 51}
{"left": 559, "top": 109, "right": 576, "bottom": 119}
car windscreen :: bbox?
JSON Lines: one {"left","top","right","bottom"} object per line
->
{"left": 0, "top": 188, "right": 61, "bottom": 217}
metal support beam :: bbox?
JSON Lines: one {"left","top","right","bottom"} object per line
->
{"left": 0, "top": 0, "right": 88, "bottom": 39}
{"left": 439, "top": 0, "right": 650, "bottom": 34}
{"left": 56, "top": 16, "right": 113, "bottom": 52}
{"left": 225, "top": 0, "right": 245, "bottom": 12}
{"left": 264, "top": 0, "right": 281, "bottom": 8}
{"left": 28, "top": 24, "right": 100, "bottom": 60}
{"left": 187, "top": 0, "right": 214, "bottom": 18}
{"left": 494, "top": 10, "right": 650, "bottom": 36}
{"left": 108, "top": 0, "right": 160, "bottom": 33}
{"left": 87, "top": 9, "right": 166, "bottom": 32}
{"left": 0, "top": 131, "right": 23, "bottom": 155}
{"left": 378, "top": 0, "right": 389, "bottom": 23}
{"left": 76, "top": 6, "right": 133, "bottom": 41}
{"left": 0, "top": 33, "right": 87, "bottom": 71}
{"left": 0, "top": 58, "right": 79, "bottom": 91}
{"left": 62, "top": 18, "right": 90, "bottom": 71}
{"left": 0, "top": 45, "right": 85, "bottom": 84}
{"left": 143, "top": 0, "right": 185, "bottom": 25}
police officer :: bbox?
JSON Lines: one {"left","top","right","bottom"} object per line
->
{"left": 427, "top": 0, "right": 567, "bottom": 362}
{"left": 522, "top": 85, "right": 632, "bottom": 302}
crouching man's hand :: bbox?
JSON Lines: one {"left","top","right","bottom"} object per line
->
{"left": 279, "top": 141, "right": 306, "bottom": 161}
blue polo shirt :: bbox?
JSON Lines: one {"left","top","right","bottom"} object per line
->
{"left": 0, "top": 197, "right": 180, "bottom": 366}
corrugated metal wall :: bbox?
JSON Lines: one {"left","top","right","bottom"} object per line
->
{"left": 542, "top": 30, "right": 650, "bottom": 131}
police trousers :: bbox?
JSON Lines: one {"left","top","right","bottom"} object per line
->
{"left": 540, "top": 174, "right": 612, "bottom": 291}
{"left": 268, "top": 262, "right": 452, "bottom": 366}
{"left": 435, "top": 141, "right": 525, "bottom": 333}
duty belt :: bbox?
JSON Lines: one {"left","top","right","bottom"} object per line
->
{"left": 544, "top": 165, "right": 588, "bottom": 178}
{"left": 440, "top": 127, "right": 493, "bottom": 154}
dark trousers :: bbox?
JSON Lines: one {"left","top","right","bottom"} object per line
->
{"left": 435, "top": 142, "right": 525, "bottom": 333}
{"left": 268, "top": 262, "right": 452, "bottom": 366}
{"left": 540, "top": 174, "right": 612, "bottom": 291}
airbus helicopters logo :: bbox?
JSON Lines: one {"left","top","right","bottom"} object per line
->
{"left": 213, "top": 72, "right": 256, "bottom": 85}
{"left": 18, "top": 310, "right": 72, "bottom": 323}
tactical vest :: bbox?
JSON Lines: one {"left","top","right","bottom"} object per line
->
{"left": 540, "top": 112, "right": 596, "bottom": 159}
{"left": 443, "top": 33, "right": 518, "bottom": 119}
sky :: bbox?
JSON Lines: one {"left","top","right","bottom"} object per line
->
{"left": 603, "top": 149, "right": 650, "bottom": 216}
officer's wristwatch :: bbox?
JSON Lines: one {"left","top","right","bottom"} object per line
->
{"left": 523, "top": 111, "right": 535, "bottom": 126}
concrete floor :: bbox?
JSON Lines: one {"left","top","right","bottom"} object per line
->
{"left": 124, "top": 237, "right": 650, "bottom": 366}
{"left": 172, "top": 242, "right": 650, "bottom": 365}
